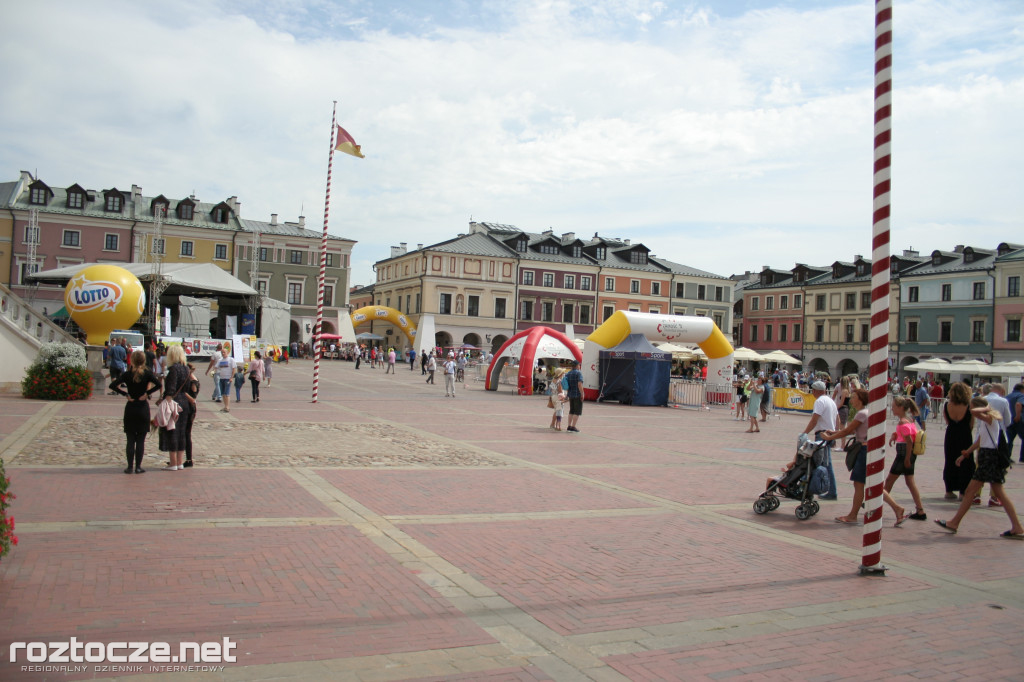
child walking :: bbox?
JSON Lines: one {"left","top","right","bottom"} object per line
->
{"left": 883, "top": 396, "right": 927, "bottom": 526}
{"left": 549, "top": 387, "right": 567, "bottom": 430}
{"left": 233, "top": 363, "right": 246, "bottom": 402}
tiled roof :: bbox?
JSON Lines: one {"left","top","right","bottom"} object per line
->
{"left": 237, "top": 218, "right": 352, "bottom": 243}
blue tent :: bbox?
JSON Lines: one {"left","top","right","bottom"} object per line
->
{"left": 597, "top": 334, "right": 672, "bottom": 406}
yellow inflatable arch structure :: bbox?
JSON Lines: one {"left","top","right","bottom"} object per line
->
{"left": 350, "top": 306, "right": 418, "bottom": 346}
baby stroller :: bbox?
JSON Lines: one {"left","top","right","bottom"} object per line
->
{"left": 754, "top": 439, "right": 829, "bottom": 520}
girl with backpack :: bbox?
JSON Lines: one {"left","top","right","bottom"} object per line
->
{"left": 884, "top": 396, "right": 927, "bottom": 526}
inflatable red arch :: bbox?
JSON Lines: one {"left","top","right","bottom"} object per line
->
{"left": 485, "top": 326, "right": 583, "bottom": 395}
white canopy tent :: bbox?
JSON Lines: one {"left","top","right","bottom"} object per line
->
{"left": 30, "top": 262, "right": 259, "bottom": 297}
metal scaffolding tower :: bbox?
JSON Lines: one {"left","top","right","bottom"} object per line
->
{"left": 247, "top": 220, "right": 263, "bottom": 327}
{"left": 24, "top": 208, "right": 41, "bottom": 304}
{"left": 147, "top": 205, "right": 169, "bottom": 335}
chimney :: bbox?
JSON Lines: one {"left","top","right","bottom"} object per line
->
{"left": 400, "top": 242, "right": 407, "bottom": 251}
{"left": 854, "top": 254, "right": 862, "bottom": 261}
{"left": 270, "top": 214, "right": 278, "bottom": 225}
{"left": 543, "top": 229, "right": 554, "bottom": 237}
{"left": 623, "top": 239, "right": 630, "bottom": 246}
{"left": 562, "top": 232, "right": 575, "bottom": 241}
{"left": 390, "top": 244, "right": 408, "bottom": 258}
{"left": 417, "top": 243, "right": 423, "bottom": 251}
{"left": 298, "top": 215, "right": 305, "bottom": 228}
{"left": 131, "top": 184, "right": 142, "bottom": 202}
{"left": 902, "top": 249, "right": 919, "bottom": 257}
{"left": 953, "top": 245, "right": 965, "bottom": 253}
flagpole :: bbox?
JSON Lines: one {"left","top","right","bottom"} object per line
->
{"left": 312, "top": 101, "right": 338, "bottom": 403}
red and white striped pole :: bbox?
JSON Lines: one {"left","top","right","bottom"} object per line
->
{"left": 862, "top": 0, "right": 893, "bottom": 575}
{"left": 312, "top": 101, "right": 338, "bottom": 403}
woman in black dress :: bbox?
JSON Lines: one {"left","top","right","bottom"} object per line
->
{"left": 109, "top": 350, "right": 161, "bottom": 474}
{"left": 943, "top": 382, "right": 975, "bottom": 500}
{"left": 159, "top": 345, "right": 194, "bottom": 471}
{"left": 181, "top": 363, "right": 201, "bottom": 468}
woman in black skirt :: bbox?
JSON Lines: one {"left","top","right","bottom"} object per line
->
{"left": 109, "top": 350, "right": 162, "bottom": 474}
{"left": 159, "top": 345, "right": 193, "bottom": 471}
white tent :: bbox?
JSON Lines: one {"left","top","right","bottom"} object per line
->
{"left": 259, "top": 297, "right": 291, "bottom": 346}
{"left": 31, "top": 262, "right": 259, "bottom": 297}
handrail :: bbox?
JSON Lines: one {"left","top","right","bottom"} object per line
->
{"left": 0, "top": 282, "right": 77, "bottom": 349}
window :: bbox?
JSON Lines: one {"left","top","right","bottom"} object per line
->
{"left": 104, "top": 234, "right": 119, "bottom": 251}
{"left": 67, "top": 192, "right": 83, "bottom": 209}
{"left": 595, "top": 246, "right": 606, "bottom": 259}
{"left": 440, "top": 293, "right": 452, "bottom": 314}
{"left": 816, "top": 294, "right": 826, "bottom": 311}
{"left": 779, "top": 325, "right": 788, "bottom": 342}
{"left": 543, "top": 273, "right": 554, "bottom": 287}
{"left": 541, "top": 302, "right": 554, "bottom": 322}
{"left": 212, "top": 207, "right": 227, "bottom": 223}
{"left": 630, "top": 280, "right": 640, "bottom": 294}
{"left": 908, "top": 286, "right": 919, "bottom": 302}
{"left": 793, "top": 294, "right": 802, "bottom": 308}
{"left": 698, "top": 284, "right": 706, "bottom": 300}
{"left": 861, "top": 324, "right": 869, "bottom": 343}
{"left": 765, "top": 325, "right": 773, "bottom": 342}
{"left": 579, "top": 305, "right": 590, "bottom": 325}
{"left": 259, "top": 247, "right": 270, "bottom": 262}
{"left": 1009, "top": 276, "right": 1021, "bottom": 297}
{"left": 793, "top": 323, "right": 801, "bottom": 341}
{"left": 290, "top": 250, "right": 304, "bottom": 265}
{"left": 467, "top": 295, "right": 479, "bottom": 317}
{"left": 30, "top": 187, "right": 48, "bottom": 204}
{"left": 178, "top": 203, "right": 194, "bottom": 220}
{"left": 973, "top": 282, "right": 986, "bottom": 300}
{"left": 565, "top": 275, "right": 575, "bottom": 289}
{"left": 495, "top": 298, "right": 506, "bottom": 319}
{"left": 521, "top": 300, "right": 533, "bottom": 320}
{"left": 939, "top": 320, "right": 952, "bottom": 342}
{"left": 676, "top": 283, "right": 686, "bottom": 298}
{"left": 580, "top": 276, "right": 591, "bottom": 291}
{"left": 750, "top": 297, "right": 759, "bottom": 311}
{"left": 287, "top": 282, "right": 302, "bottom": 305}
{"left": 572, "top": 245, "right": 582, "bottom": 258}
{"left": 716, "top": 286, "right": 724, "bottom": 302}
{"left": 972, "top": 320, "right": 985, "bottom": 343}
{"left": 651, "top": 282, "right": 661, "bottom": 296}
{"left": 540, "top": 244, "right": 558, "bottom": 255}
{"left": 846, "top": 293, "right": 856, "bottom": 310}
{"left": 845, "top": 324, "right": 854, "bottom": 342}
{"left": 603, "top": 305, "right": 615, "bottom": 322}
{"left": 749, "top": 325, "right": 758, "bottom": 342}
{"left": 515, "top": 238, "right": 528, "bottom": 252}
{"left": 323, "top": 285, "right": 334, "bottom": 306}
{"left": 862, "top": 292, "right": 871, "bottom": 309}
{"left": 256, "top": 279, "right": 268, "bottom": 295}
{"left": 630, "top": 251, "right": 647, "bottom": 265}
{"left": 180, "top": 240, "right": 194, "bottom": 257}
{"left": 907, "top": 320, "right": 919, "bottom": 343}
{"left": 780, "top": 295, "right": 789, "bottom": 310}
{"left": 62, "top": 230, "right": 80, "bottom": 247}
{"left": 563, "top": 303, "right": 574, "bottom": 323}
{"left": 605, "top": 277, "right": 615, "bottom": 292}
{"left": 1007, "top": 319, "right": 1021, "bottom": 343}
{"left": 765, "top": 296, "right": 774, "bottom": 310}
{"left": 325, "top": 253, "right": 336, "bottom": 267}
{"left": 522, "top": 271, "right": 534, "bottom": 285}
{"left": 152, "top": 238, "right": 165, "bottom": 255}
{"left": 941, "top": 284, "right": 952, "bottom": 302}
{"left": 18, "top": 261, "right": 40, "bottom": 285}
{"left": 215, "top": 244, "right": 227, "bottom": 260}
{"left": 105, "top": 194, "right": 122, "bottom": 212}
{"left": 815, "top": 324, "right": 825, "bottom": 342}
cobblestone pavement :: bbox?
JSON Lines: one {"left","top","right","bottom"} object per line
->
{"left": 0, "top": 360, "right": 1022, "bottom": 681}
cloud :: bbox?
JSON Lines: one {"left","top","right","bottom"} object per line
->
{"left": 0, "top": 0, "right": 1020, "bottom": 289}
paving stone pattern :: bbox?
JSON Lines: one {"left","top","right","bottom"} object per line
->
{"left": 0, "top": 360, "right": 1022, "bottom": 681}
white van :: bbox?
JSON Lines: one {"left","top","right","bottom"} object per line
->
{"left": 108, "top": 329, "right": 145, "bottom": 349}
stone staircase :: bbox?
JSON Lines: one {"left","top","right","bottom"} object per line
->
{"left": 0, "top": 282, "right": 78, "bottom": 391}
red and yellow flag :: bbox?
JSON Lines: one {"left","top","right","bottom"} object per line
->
{"left": 335, "top": 125, "right": 365, "bottom": 158}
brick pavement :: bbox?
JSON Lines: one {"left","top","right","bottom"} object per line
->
{"left": 0, "top": 359, "right": 1022, "bottom": 681}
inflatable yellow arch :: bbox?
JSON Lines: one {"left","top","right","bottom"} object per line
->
{"left": 350, "top": 306, "right": 418, "bottom": 346}
{"left": 582, "top": 311, "right": 734, "bottom": 400}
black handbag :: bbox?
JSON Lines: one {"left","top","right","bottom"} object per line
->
{"left": 997, "top": 429, "right": 1012, "bottom": 469}
{"left": 844, "top": 438, "right": 861, "bottom": 471}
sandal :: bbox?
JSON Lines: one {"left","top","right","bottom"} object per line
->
{"left": 934, "top": 520, "right": 957, "bottom": 534}
{"left": 1000, "top": 530, "right": 1024, "bottom": 540}
{"left": 894, "top": 513, "right": 907, "bottom": 527}
{"left": 834, "top": 516, "right": 858, "bottom": 524}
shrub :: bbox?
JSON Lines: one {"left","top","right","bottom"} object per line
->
{"left": 21, "top": 342, "right": 93, "bottom": 401}
{"left": 0, "top": 458, "right": 15, "bottom": 564}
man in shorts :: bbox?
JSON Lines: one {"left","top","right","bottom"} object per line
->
{"left": 802, "top": 380, "right": 838, "bottom": 500}
{"left": 565, "top": 360, "right": 584, "bottom": 433}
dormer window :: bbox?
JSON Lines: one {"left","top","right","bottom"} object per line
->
{"left": 932, "top": 255, "right": 941, "bottom": 266}
{"left": 833, "top": 266, "right": 841, "bottom": 278}
{"left": 595, "top": 247, "right": 606, "bottom": 259}
{"left": 964, "top": 250, "right": 975, "bottom": 263}
{"left": 857, "top": 263, "right": 867, "bottom": 276}
{"left": 515, "top": 238, "right": 528, "bottom": 253}
{"left": 176, "top": 199, "right": 194, "bottom": 221}
{"left": 540, "top": 243, "right": 558, "bottom": 255}
{"left": 66, "top": 186, "right": 85, "bottom": 209}
{"left": 104, "top": 190, "right": 124, "bottom": 213}
{"left": 572, "top": 245, "right": 582, "bottom": 258}
{"left": 211, "top": 202, "right": 231, "bottom": 224}
{"left": 794, "top": 271, "right": 804, "bottom": 283}
{"left": 30, "top": 187, "right": 48, "bottom": 205}
{"left": 630, "top": 251, "right": 647, "bottom": 265}
{"left": 150, "top": 195, "right": 169, "bottom": 217}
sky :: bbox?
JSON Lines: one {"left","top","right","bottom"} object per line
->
{"left": 1, "top": 0, "right": 1021, "bottom": 288}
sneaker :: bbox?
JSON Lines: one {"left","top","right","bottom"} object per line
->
{"left": 567, "top": 426, "right": 579, "bottom": 432}
{"left": 909, "top": 511, "right": 927, "bottom": 520}
{"left": 162, "top": 465, "right": 178, "bottom": 471}
{"left": 989, "top": 499, "right": 1003, "bottom": 507}
{"left": 972, "top": 497, "right": 982, "bottom": 506}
